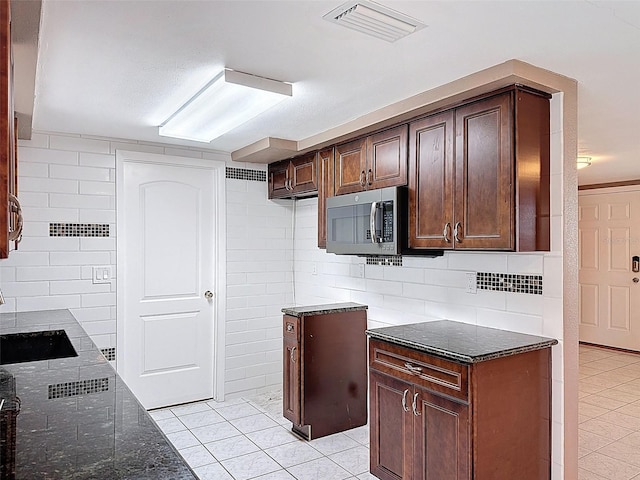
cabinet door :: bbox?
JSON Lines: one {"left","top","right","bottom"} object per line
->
{"left": 317, "top": 148, "right": 334, "bottom": 248}
{"left": 408, "top": 111, "right": 455, "bottom": 249}
{"left": 290, "top": 152, "right": 318, "bottom": 195}
{"left": 283, "top": 317, "right": 301, "bottom": 425}
{"left": 455, "top": 93, "right": 514, "bottom": 249}
{"left": 367, "top": 124, "right": 408, "bottom": 190}
{"left": 335, "top": 137, "right": 367, "bottom": 195}
{"left": 268, "top": 160, "right": 291, "bottom": 199}
{"left": 0, "top": 0, "right": 12, "bottom": 258}
{"left": 370, "top": 370, "right": 413, "bottom": 480}
{"left": 413, "top": 387, "right": 470, "bottom": 480}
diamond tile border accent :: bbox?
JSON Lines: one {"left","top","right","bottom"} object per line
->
{"left": 225, "top": 167, "right": 266, "bottom": 182}
{"left": 49, "top": 223, "right": 110, "bottom": 237}
{"left": 476, "top": 272, "right": 542, "bottom": 295}
{"left": 48, "top": 377, "right": 110, "bottom": 399}
{"left": 100, "top": 347, "right": 116, "bottom": 361}
{"left": 365, "top": 255, "right": 403, "bottom": 266}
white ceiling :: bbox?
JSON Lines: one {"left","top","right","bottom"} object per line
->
{"left": 31, "top": 0, "right": 640, "bottom": 185}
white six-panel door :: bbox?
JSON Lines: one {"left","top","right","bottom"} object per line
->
{"left": 117, "top": 151, "right": 226, "bottom": 409}
{"left": 579, "top": 187, "right": 640, "bottom": 351}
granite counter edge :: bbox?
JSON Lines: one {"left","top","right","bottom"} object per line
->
{"left": 367, "top": 331, "right": 559, "bottom": 364}
{"left": 282, "top": 303, "right": 368, "bottom": 317}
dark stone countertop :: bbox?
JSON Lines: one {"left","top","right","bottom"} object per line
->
{"left": 282, "top": 302, "right": 367, "bottom": 317}
{"left": 366, "top": 320, "right": 558, "bottom": 364}
{"left": 0, "top": 309, "right": 196, "bottom": 480}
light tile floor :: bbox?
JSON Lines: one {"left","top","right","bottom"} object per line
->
{"left": 151, "top": 391, "right": 376, "bottom": 480}
{"left": 579, "top": 344, "right": 640, "bottom": 480}
{"left": 154, "top": 344, "right": 640, "bottom": 480}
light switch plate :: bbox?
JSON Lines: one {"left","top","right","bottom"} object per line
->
{"left": 93, "top": 266, "right": 112, "bottom": 284}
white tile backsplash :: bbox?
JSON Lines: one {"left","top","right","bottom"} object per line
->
{"left": 20, "top": 146, "right": 78, "bottom": 164}
{"left": 49, "top": 135, "right": 111, "bottom": 154}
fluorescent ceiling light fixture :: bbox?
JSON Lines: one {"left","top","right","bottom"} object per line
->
{"left": 323, "top": 0, "right": 425, "bottom": 42}
{"left": 577, "top": 156, "right": 592, "bottom": 169}
{"left": 159, "top": 69, "right": 292, "bottom": 143}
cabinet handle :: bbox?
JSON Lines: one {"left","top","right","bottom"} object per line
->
{"left": 286, "top": 323, "right": 294, "bottom": 332}
{"left": 366, "top": 169, "right": 372, "bottom": 185}
{"left": 443, "top": 222, "right": 451, "bottom": 243}
{"left": 290, "top": 346, "right": 297, "bottom": 363}
{"left": 412, "top": 393, "right": 421, "bottom": 416}
{"left": 8, "top": 193, "right": 23, "bottom": 244}
{"left": 404, "top": 362, "right": 423, "bottom": 374}
{"left": 370, "top": 201, "right": 379, "bottom": 244}
{"left": 454, "top": 221, "right": 462, "bottom": 243}
{"left": 402, "top": 389, "right": 410, "bottom": 412}
{"left": 359, "top": 170, "right": 366, "bottom": 187}
{"left": 285, "top": 178, "right": 292, "bottom": 191}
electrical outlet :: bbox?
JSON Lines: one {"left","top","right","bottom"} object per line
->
{"left": 312, "top": 263, "right": 318, "bottom": 275}
{"left": 358, "top": 264, "right": 365, "bottom": 278}
{"left": 466, "top": 272, "right": 477, "bottom": 294}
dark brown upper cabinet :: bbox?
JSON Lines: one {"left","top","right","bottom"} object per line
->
{"left": 268, "top": 152, "right": 318, "bottom": 199}
{"left": 409, "top": 87, "right": 550, "bottom": 252}
{"left": 317, "top": 147, "right": 334, "bottom": 249}
{"left": 335, "top": 124, "right": 408, "bottom": 196}
{"left": 1, "top": 0, "right": 20, "bottom": 259}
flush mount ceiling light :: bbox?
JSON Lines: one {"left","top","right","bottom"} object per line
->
{"left": 323, "top": 0, "right": 425, "bottom": 42}
{"left": 159, "top": 69, "right": 292, "bottom": 143}
{"left": 577, "top": 156, "right": 592, "bottom": 169}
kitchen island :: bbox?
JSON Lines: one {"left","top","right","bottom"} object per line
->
{"left": 0, "top": 309, "right": 196, "bottom": 479}
{"left": 367, "top": 320, "right": 557, "bottom": 480}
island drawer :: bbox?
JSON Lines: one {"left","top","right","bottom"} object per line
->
{"left": 369, "top": 339, "right": 469, "bottom": 402}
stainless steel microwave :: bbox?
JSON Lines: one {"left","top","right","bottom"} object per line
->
{"left": 326, "top": 187, "right": 402, "bottom": 255}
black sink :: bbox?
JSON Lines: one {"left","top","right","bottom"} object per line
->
{"left": 0, "top": 330, "right": 78, "bottom": 365}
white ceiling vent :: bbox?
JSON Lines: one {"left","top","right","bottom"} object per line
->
{"left": 323, "top": 0, "right": 425, "bottom": 42}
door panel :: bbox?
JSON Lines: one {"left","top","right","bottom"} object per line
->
{"left": 119, "top": 159, "right": 216, "bottom": 409}
{"left": 409, "top": 111, "right": 454, "bottom": 249}
{"left": 455, "top": 93, "right": 513, "bottom": 249}
{"left": 368, "top": 125, "right": 408, "bottom": 189}
{"left": 283, "top": 332, "right": 301, "bottom": 425}
{"left": 335, "top": 137, "right": 367, "bottom": 195}
{"left": 317, "top": 148, "right": 334, "bottom": 248}
{"left": 413, "top": 388, "right": 469, "bottom": 480}
{"left": 579, "top": 189, "right": 640, "bottom": 351}
{"left": 579, "top": 284, "right": 599, "bottom": 326}
{"left": 142, "top": 312, "right": 199, "bottom": 373}
{"left": 370, "top": 370, "right": 413, "bottom": 480}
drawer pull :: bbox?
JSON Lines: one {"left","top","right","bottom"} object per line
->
{"left": 286, "top": 323, "right": 294, "bottom": 332}
{"left": 404, "top": 362, "right": 423, "bottom": 374}
{"left": 401, "top": 389, "right": 410, "bottom": 412}
{"left": 412, "top": 392, "right": 421, "bottom": 416}
{"left": 290, "top": 346, "right": 297, "bottom": 363}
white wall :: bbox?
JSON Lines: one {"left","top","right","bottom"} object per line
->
{"left": 291, "top": 94, "right": 565, "bottom": 477}
{"left": 0, "top": 131, "right": 293, "bottom": 398}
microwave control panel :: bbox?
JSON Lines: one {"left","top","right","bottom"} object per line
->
{"left": 382, "top": 201, "right": 393, "bottom": 242}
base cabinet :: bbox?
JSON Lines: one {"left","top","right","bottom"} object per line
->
{"left": 283, "top": 306, "right": 367, "bottom": 440}
{"left": 369, "top": 339, "right": 551, "bottom": 480}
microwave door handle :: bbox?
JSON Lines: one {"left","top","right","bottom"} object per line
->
{"left": 370, "top": 201, "right": 378, "bottom": 244}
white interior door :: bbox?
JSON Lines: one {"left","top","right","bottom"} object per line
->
{"left": 579, "top": 188, "right": 640, "bottom": 351}
{"left": 117, "top": 151, "right": 225, "bottom": 409}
